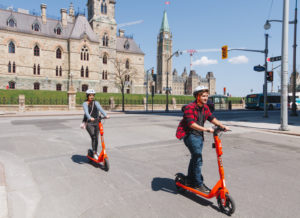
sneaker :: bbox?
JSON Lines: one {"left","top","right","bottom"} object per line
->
{"left": 93, "top": 153, "right": 98, "bottom": 159}
{"left": 194, "top": 184, "right": 211, "bottom": 194}
{"left": 185, "top": 177, "right": 194, "bottom": 187}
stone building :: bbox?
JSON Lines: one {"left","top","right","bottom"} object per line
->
{"left": 156, "top": 11, "right": 216, "bottom": 95}
{"left": 0, "top": 0, "right": 145, "bottom": 94}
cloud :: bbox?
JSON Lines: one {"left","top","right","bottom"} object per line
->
{"left": 192, "top": 56, "right": 218, "bottom": 66}
{"left": 228, "top": 55, "right": 249, "bottom": 64}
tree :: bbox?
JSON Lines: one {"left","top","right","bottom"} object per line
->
{"left": 111, "top": 58, "right": 137, "bottom": 111}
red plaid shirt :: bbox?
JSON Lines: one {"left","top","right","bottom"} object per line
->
{"left": 176, "top": 101, "right": 215, "bottom": 140}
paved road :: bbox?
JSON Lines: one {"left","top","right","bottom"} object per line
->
{"left": 0, "top": 112, "right": 300, "bottom": 217}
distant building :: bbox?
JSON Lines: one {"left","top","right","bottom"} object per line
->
{"left": 0, "top": 0, "right": 145, "bottom": 94}
{"left": 155, "top": 11, "right": 216, "bottom": 95}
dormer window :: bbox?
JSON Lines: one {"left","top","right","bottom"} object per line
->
{"left": 54, "top": 27, "right": 62, "bottom": 35}
{"left": 32, "top": 23, "right": 40, "bottom": 32}
{"left": 124, "top": 40, "right": 130, "bottom": 50}
{"left": 7, "top": 18, "right": 16, "bottom": 27}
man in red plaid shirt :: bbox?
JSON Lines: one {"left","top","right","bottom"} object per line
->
{"left": 176, "top": 86, "right": 229, "bottom": 193}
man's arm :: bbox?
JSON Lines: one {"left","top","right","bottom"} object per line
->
{"left": 210, "top": 118, "right": 229, "bottom": 131}
{"left": 189, "top": 123, "right": 214, "bottom": 133}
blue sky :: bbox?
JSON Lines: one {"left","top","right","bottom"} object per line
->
{"left": 1, "top": 0, "right": 299, "bottom": 96}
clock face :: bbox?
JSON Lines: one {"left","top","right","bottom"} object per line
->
{"left": 164, "top": 33, "right": 169, "bottom": 39}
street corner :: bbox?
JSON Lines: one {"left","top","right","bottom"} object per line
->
{"left": 0, "top": 162, "right": 8, "bottom": 218}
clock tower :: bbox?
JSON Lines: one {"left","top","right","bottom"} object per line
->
{"left": 156, "top": 10, "right": 173, "bottom": 94}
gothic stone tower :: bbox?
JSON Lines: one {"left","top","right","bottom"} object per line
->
{"left": 87, "top": 0, "right": 118, "bottom": 92}
{"left": 156, "top": 11, "right": 173, "bottom": 94}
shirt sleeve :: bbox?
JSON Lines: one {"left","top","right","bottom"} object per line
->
{"left": 184, "top": 105, "right": 196, "bottom": 127}
{"left": 82, "top": 102, "right": 92, "bottom": 120}
{"left": 95, "top": 101, "right": 107, "bottom": 117}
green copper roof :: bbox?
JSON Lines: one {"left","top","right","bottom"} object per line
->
{"left": 160, "top": 10, "right": 170, "bottom": 32}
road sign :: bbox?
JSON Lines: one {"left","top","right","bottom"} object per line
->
{"left": 268, "top": 56, "right": 281, "bottom": 62}
{"left": 253, "top": 65, "right": 265, "bottom": 72}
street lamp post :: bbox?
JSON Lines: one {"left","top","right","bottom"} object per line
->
{"left": 166, "top": 50, "right": 181, "bottom": 112}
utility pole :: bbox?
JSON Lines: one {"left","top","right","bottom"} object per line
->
{"left": 291, "top": 0, "right": 298, "bottom": 116}
{"left": 280, "top": 0, "right": 290, "bottom": 130}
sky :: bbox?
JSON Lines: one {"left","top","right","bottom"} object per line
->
{"left": 1, "top": 0, "right": 299, "bottom": 96}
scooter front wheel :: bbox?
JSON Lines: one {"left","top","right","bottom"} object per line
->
{"left": 217, "top": 194, "right": 235, "bottom": 215}
{"left": 104, "top": 158, "right": 109, "bottom": 171}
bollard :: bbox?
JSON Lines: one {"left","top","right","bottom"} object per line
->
{"left": 19, "top": 95, "right": 25, "bottom": 112}
{"left": 228, "top": 100, "right": 232, "bottom": 111}
{"left": 109, "top": 97, "right": 115, "bottom": 111}
{"left": 67, "top": 86, "right": 77, "bottom": 110}
{"left": 172, "top": 97, "right": 176, "bottom": 110}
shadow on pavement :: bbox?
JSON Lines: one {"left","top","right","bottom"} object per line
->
{"left": 151, "top": 177, "right": 220, "bottom": 213}
{"left": 71, "top": 154, "right": 89, "bottom": 164}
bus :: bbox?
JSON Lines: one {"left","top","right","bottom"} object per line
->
{"left": 245, "top": 93, "right": 282, "bottom": 110}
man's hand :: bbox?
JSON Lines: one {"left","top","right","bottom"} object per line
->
{"left": 206, "top": 128, "right": 214, "bottom": 133}
{"left": 90, "top": 118, "right": 95, "bottom": 121}
{"left": 105, "top": 115, "right": 110, "bottom": 119}
{"left": 220, "top": 125, "right": 230, "bottom": 132}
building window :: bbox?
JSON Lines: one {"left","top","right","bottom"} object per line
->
{"left": 56, "top": 84, "right": 62, "bottom": 91}
{"left": 32, "top": 23, "right": 40, "bottom": 31}
{"left": 59, "top": 66, "right": 62, "bottom": 76}
{"left": 82, "top": 84, "right": 88, "bottom": 92}
{"left": 126, "top": 89, "right": 130, "bottom": 94}
{"left": 125, "top": 75, "right": 130, "bottom": 82}
{"left": 81, "top": 66, "right": 84, "bottom": 77}
{"left": 9, "top": 81, "right": 15, "bottom": 89}
{"left": 8, "top": 41, "right": 15, "bottom": 53}
{"left": 37, "top": 64, "right": 40, "bottom": 75}
{"left": 56, "top": 48, "right": 62, "bottom": 59}
{"left": 101, "top": 2, "right": 107, "bottom": 14}
{"left": 102, "top": 70, "right": 108, "bottom": 80}
{"left": 13, "top": 62, "right": 16, "bottom": 73}
{"left": 103, "top": 86, "right": 108, "bottom": 93}
{"left": 86, "top": 67, "right": 89, "bottom": 78}
{"left": 8, "top": 61, "right": 11, "bottom": 73}
{"left": 34, "top": 45, "right": 40, "bottom": 56}
{"left": 125, "top": 59, "right": 130, "bottom": 69}
{"left": 34, "top": 82, "right": 40, "bottom": 90}
{"left": 56, "top": 66, "right": 58, "bottom": 76}
{"left": 102, "top": 33, "right": 109, "bottom": 47}
{"left": 103, "top": 53, "right": 108, "bottom": 64}
{"left": 81, "top": 46, "right": 89, "bottom": 61}
{"left": 7, "top": 18, "right": 16, "bottom": 27}
{"left": 33, "top": 64, "right": 36, "bottom": 75}
{"left": 54, "top": 27, "right": 62, "bottom": 35}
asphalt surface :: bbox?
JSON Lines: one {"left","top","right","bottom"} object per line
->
{"left": 0, "top": 111, "right": 300, "bottom": 217}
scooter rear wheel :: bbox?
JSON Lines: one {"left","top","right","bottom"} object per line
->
{"left": 175, "top": 173, "right": 186, "bottom": 193}
{"left": 217, "top": 194, "right": 235, "bottom": 215}
{"left": 104, "top": 158, "right": 109, "bottom": 171}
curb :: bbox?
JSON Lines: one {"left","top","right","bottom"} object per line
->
{"left": 0, "top": 162, "right": 8, "bottom": 218}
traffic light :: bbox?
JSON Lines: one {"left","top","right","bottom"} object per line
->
{"left": 267, "top": 71, "right": 273, "bottom": 82}
{"left": 222, "top": 45, "right": 228, "bottom": 59}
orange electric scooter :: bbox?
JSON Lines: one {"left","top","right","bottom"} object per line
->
{"left": 87, "top": 117, "right": 109, "bottom": 171}
{"left": 175, "top": 126, "right": 235, "bottom": 215}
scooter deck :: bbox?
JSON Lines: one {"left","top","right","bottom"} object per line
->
{"left": 176, "top": 182, "right": 215, "bottom": 198}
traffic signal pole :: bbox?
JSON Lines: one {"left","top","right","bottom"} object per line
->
{"left": 264, "top": 34, "right": 269, "bottom": 118}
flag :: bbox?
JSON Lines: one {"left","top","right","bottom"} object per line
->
{"left": 165, "top": 1, "right": 170, "bottom": 5}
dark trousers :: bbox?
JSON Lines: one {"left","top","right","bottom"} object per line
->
{"left": 86, "top": 121, "right": 99, "bottom": 153}
{"left": 183, "top": 133, "right": 204, "bottom": 186}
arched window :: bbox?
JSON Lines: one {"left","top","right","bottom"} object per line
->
{"left": 37, "top": 64, "right": 40, "bottom": 75}
{"left": 7, "top": 18, "right": 16, "bottom": 27}
{"left": 85, "top": 67, "right": 89, "bottom": 78}
{"left": 103, "top": 86, "right": 108, "bottom": 93}
{"left": 33, "top": 64, "right": 36, "bottom": 75}
{"left": 125, "top": 75, "right": 130, "bottom": 82}
{"left": 34, "top": 82, "right": 40, "bottom": 90}
{"left": 125, "top": 59, "right": 130, "bottom": 69}
{"left": 102, "top": 33, "right": 109, "bottom": 47}
{"left": 104, "top": 4, "right": 107, "bottom": 14}
{"left": 56, "top": 66, "right": 58, "bottom": 76}
{"left": 32, "top": 23, "right": 40, "bottom": 31}
{"left": 9, "top": 81, "right": 15, "bottom": 89}
{"left": 13, "top": 62, "right": 16, "bottom": 73}
{"left": 56, "top": 48, "right": 62, "bottom": 59}
{"left": 8, "top": 41, "right": 15, "bottom": 53}
{"left": 81, "top": 46, "right": 89, "bottom": 61}
{"left": 59, "top": 66, "right": 62, "bottom": 76}
{"left": 8, "top": 61, "right": 11, "bottom": 73}
{"left": 103, "top": 53, "right": 108, "bottom": 64}
{"left": 82, "top": 84, "right": 88, "bottom": 92}
{"left": 81, "top": 66, "right": 84, "bottom": 77}
{"left": 102, "top": 71, "right": 108, "bottom": 80}
{"left": 101, "top": 3, "right": 104, "bottom": 13}
{"left": 34, "top": 45, "right": 40, "bottom": 56}
{"left": 56, "top": 84, "right": 62, "bottom": 91}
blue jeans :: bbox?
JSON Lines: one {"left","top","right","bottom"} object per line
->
{"left": 184, "top": 133, "right": 204, "bottom": 186}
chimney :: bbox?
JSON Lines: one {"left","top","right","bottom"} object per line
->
{"left": 119, "top": 29, "right": 125, "bottom": 37}
{"left": 41, "top": 4, "right": 47, "bottom": 24}
{"left": 61, "top": 8, "right": 67, "bottom": 27}
{"left": 69, "top": 3, "right": 75, "bottom": 22}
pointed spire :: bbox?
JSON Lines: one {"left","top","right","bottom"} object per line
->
{"left": 160, "top": 10, "right": 170, "bottom": 32}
